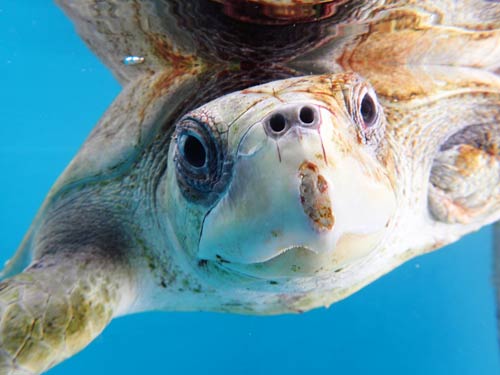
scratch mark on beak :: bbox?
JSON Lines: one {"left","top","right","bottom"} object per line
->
{"left": 318, "top": 129, "right": 328, "bottom": 166}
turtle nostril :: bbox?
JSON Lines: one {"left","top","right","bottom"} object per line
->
{"left": 299, "top": 106, "right": 315, "bottom": 124}
{"left": 269, "top": 113, "right": 287, "bottom": 133}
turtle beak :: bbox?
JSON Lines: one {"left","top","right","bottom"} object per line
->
{"left": 198, "top": 102, "right": 396, "bottom": 272}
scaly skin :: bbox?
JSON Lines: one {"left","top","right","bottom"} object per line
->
{"left": 0, "top": 251, "right": 133, "bottom": 375}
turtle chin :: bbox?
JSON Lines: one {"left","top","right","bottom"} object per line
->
{"left": 198, "top": 103, "right": 396, "bottom": 279}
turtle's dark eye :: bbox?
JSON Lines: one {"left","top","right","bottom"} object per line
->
{"left": 181, "top": 134, "right": 207, "bottom": 168}
{"left": 360, "top": 93, "right": 376, "bottom": 127}
{"left": 174, "top": 117, "right": 229, "bottom": 203}
{"left": 350, "top": 82, "right": 384, "bottom": 146}
{"left": 176, "top": 120, "right": 216, "bottom": 178}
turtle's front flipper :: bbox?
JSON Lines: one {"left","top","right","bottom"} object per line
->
{"left": 0, "top": 250, "right": 133, "bottom": 375}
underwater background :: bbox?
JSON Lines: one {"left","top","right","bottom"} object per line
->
{"left": 0, "top": 2, "right": 499, "bottom": 374}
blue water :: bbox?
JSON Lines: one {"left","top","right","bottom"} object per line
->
{"left": 1, "top": 2, "right": 499, "bottom": 374}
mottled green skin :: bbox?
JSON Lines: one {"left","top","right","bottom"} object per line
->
{"left": 0, "top": 251, "right": 131, "bottom": 375}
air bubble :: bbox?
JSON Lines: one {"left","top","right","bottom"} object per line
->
{"left": 123, "top": 56, "right": 145, "bottom": 65}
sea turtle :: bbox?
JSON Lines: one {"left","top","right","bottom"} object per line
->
{"left": 1, "top": 1, "right": 500, "bottom": 374}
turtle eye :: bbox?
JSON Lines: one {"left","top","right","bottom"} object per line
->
{"left": 176, "top": 119, "right": 215, "bottom": 175}
{"left": 174, "top": 117, "right": 227, "bottom": 203}
{"left": 350, "top": 82, "right": 384, "bottom": 146}
{"left": 180, "top": 134, "right": 207, "bottom": 168}
{"left": 360, "top": 93, "right": 376, "bottom": 127}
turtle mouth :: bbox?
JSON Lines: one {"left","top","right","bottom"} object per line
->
{"left": 206, "top": 229, "right": 386, "bottom": 279}
{"left": 208, "top": 245, "right": 328, "bottom": 279}
{"left": 216, "top": 244, "right": 318, "bottom": 263}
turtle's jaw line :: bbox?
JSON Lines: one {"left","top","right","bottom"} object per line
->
{"left": 255, "top": 245, "right": 319, "bottom": 263}
{"left": 202, "top": 245, "right": 318, "bottom": 266}
{"left": 203, "top": 245, "right": 323, "bottom": 280}
{"left": 202, "top": 229, "right": 389, "bottom": 280}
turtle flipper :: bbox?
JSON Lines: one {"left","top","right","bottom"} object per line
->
{"left": 0, "top": 251, "right": 133, "bottom": 375}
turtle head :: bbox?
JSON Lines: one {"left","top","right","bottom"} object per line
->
{"left": 165, "top": 73, "right": 396, "bottom": 282}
